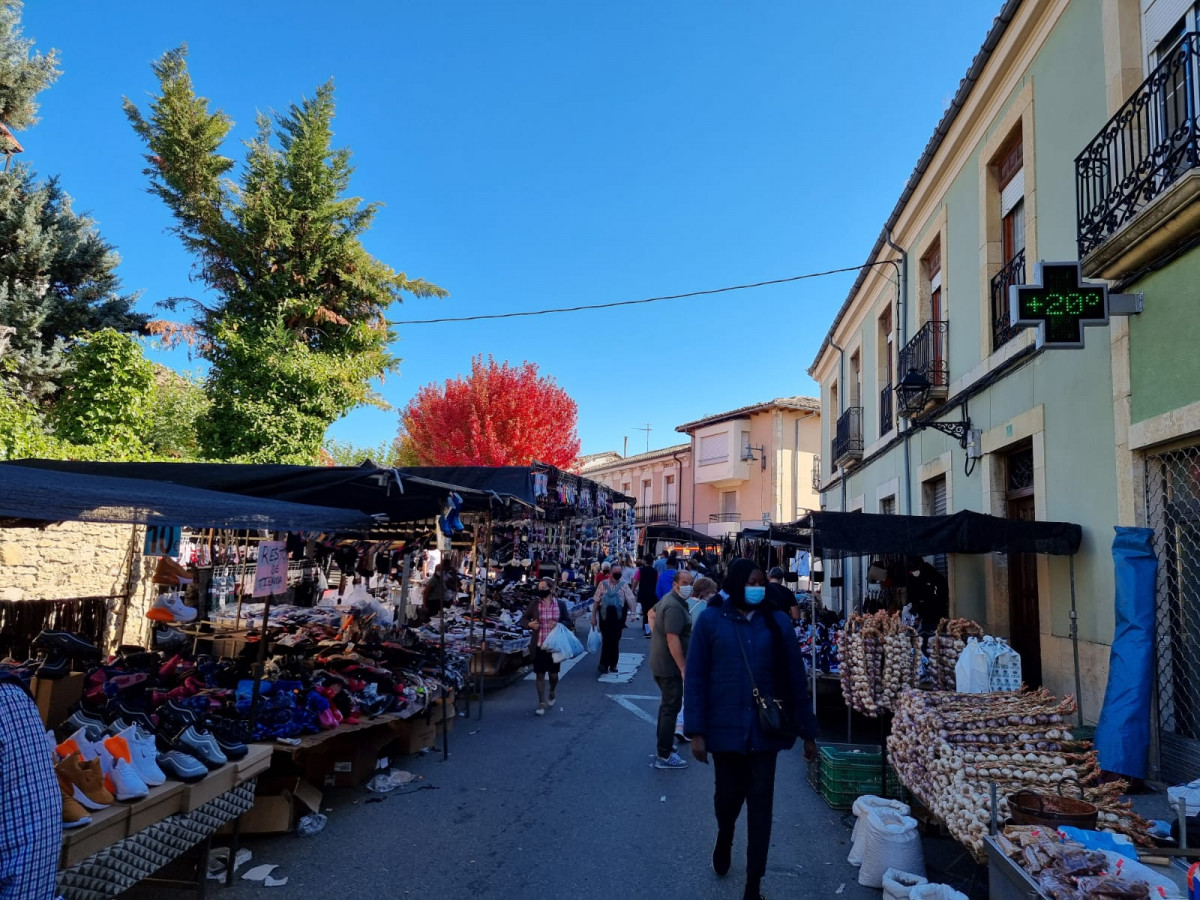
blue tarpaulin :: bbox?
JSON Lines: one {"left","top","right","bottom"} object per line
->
{"left": 1095, "top": 526, "right": 1158, "bottom": 779}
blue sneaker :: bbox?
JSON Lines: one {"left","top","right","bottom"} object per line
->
{"left": 654, "top": 752, "right": 689, "bottom": 770}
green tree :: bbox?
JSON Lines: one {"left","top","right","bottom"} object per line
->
{"left": 124, "top": 47, "right": 447, "bottom": 464}
{"left": 0, "top": 167, "right": 147, "bottom": 401}
{"left": 144, "top": 366, "right": 208, "bottom": 459}
{"left": 322, "top": 436, "right": 406, "bottom": 467}
{"left": 49, "top": 329, "right": 153, "bottom": 450}
{"left": 0, "top": 1, "right": 59, "bottom": 130}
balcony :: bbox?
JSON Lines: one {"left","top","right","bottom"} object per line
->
{"left": 832, "top": 407, "right": 864, "bottom": 468}
{"left": 635, "top": 502, "right": 678, "bottom": 526}
{"left": 990, "top": 249, "right": 1025, "bottom": 352}
{"left": 1077, "top": 34, "right": 1200, "bottom": 275}
{"left": 897, "top": 319, "right": 949, "bottom": 412}
{"left": 879, "top": 383, "right": 894, "bottom": 436}
{"left": 709, "top": 512, "right": 741, "bottom": 523}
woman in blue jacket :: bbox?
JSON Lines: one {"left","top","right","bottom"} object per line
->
{"left": 684, "top": 558, "right": 818, "bottom": 900}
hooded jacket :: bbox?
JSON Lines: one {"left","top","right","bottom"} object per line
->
{"left": 683, "top": 559, "right": 818, "bottom": 753}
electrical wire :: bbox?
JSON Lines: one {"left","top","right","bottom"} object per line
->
{"left": 392, "top": 261, "right": 902, "bottom": 325}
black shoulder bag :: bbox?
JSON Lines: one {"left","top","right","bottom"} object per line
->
{"left": 735, "top": 613, "right": 800, "bottom": 739}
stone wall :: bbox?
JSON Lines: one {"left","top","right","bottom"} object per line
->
{"left": 0, "top": 521, "right": 146, "bottom": 647}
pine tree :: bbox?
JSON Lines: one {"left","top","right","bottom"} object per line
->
{"left": 124, "top": 47, "right": 447, "bottom": 464}
{"left": 0, "top": 1, "right": 59, "bottom": 130}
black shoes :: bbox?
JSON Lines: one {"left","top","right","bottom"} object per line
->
{"left": 35, "top": 631, "right": 100, "bottom": 659}
{"left": 712, "top": 832, "right": 732, "bottom": 877}
{"left": 742, "top": 880, "right": 764, "bottom": 900}
{"left": 35, "top": 651, "right": 71, "bottom": 679}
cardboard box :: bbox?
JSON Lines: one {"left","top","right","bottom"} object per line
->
{"left": 235, "top": 744, "right": 273, "bottom": 781}
{"left": 30, "top": 672, "right": 84, "bottom": 729}
{"left": 386, "top": 719, "right": 437, "bottom": 756}
{"left": 218, "top": 777, "right": 322, "bottom": 836}
{"left": 60, "top": 803, "right": 130, "bottom": 869}
{"left": 180, "top": 761, "right": 237, "bottom": 812}
{"left": 128, "top": 781, "right": 185, "bottom": 833}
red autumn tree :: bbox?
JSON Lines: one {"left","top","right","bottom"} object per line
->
{"left": 398, "top": 356, "right": 580, "bottom": 467}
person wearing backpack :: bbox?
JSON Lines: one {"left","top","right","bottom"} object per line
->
{"left": 590, "top": 564, "right": 636, "bottom": 676}
{"left": 520, "top": 579, "right": 572, "bottom": 716}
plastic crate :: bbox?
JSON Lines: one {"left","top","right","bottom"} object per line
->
{"left": 806, "top": 743, "right": 905, "bottom": 811}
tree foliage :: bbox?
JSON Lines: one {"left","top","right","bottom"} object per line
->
{"left": 322, "top": 436, "right": 408, "bottom": 468}
{"left": 399, "top": 356, "right": 580, "bottom": 467}
{"left": 0, "top": 1, "right": 59, "bottom": 130}
{"left": 144, "top": 367, "right": 208, "bottom": 459}
{"left": 124, "top": 47, "right": 447, "bottom": 464}
{"left": 49, "top": 329, "right": 153, "bottom": 449}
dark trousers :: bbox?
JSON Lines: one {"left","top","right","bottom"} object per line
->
{"left": 653, "top": 674, "right": 683, "bottom": 758}
{"left": 599, "top": 610, "right": 623, "bottom": 670}
{"left": 712, "top": 751, "right": 779, "bottom": 880}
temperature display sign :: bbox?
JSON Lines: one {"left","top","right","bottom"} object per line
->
{"left": 1008, "top": 261, "right": 1110, "bottom": 349}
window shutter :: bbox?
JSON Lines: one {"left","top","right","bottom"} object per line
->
{"left": 1001, "top": 167, "right": 1024, "bottom": 218}
{"left": 699, "top": 433, "right": 729, "bottom": 464}
{"left": 1143, "top": 0, "right": 1191, "bottom": 63}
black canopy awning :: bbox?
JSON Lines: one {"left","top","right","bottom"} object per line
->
{"left": 786, "top": 509, "right": 1081, "bottom": 557}
{"left": 0, "top": 462, "right": 375, "bottom": 531}
{"left": 642, "top": 524, "right": 722, "bottom": 545}
{"left": 739, "top": 526, "right": 813, "bottom": 548}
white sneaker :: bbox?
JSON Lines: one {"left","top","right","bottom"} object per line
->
{"left": 152, "top": 591, "right": 197, "bottom": 623}
{"left": 109, "top": 758, "right": 149, "bottom": 801}
{"left": 119, "top": 726, "right": 166, "bottom": 786}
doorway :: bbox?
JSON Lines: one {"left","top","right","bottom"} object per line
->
{"left": 1006, "top": 445, "right": 1042, "bottom": 688}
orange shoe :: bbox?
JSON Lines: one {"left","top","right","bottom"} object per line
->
{"left": 56, "top": 752, "right": 113, "bottom": 811}
{"left": 56, "top": 771, "right": 92, "bottom": 828}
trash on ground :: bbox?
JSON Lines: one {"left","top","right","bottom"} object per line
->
{"left": 242, "top": 864, "right": 280, "bottom": 883}
{"left": 296, "top": 813, "right": 328, "bottom": 836}
{"left": 366, "top": 769, "right": 416, "bottom": 793}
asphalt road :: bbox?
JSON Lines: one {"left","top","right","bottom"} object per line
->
{"left": 186, "top": 624, "right": 978, "bottom": 900}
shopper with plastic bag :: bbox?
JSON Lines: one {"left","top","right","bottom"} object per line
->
{"left": 590, "top": 563, "right": 636, "bottom": 676}
{"left": 520, "top": 579, "right": 573, "bottom": 716}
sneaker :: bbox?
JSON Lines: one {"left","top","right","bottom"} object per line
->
{"left": 56, "top": 771, "right": 92, "bottom": 829}
{"left": 55, "top": 753, "right": 113, "bottom": 810}
{"left": 712, "top": 832, "right": 733, "bottom": 877}
{"left": 534, "top": 704, "right": 546, "bottom": 717}
{"left": 57, "top": 726, "right": 102, "bottom": 762}
{"left": 107, "top": 757, "right": 149, "bottom": 802}
{"left": 34, "top": 630, "right": 101, "bottom": 659}
{"left": 113, "top": 701, "right": 157, "bottom": 734}
{"left": 654, "top": 752, "right": 689, "bottom": 770}
{"left": 113, "top": 726, "right": 166, "bottom": 786}
{"left": 65, "top": 708, "right": 109, "bottom": 737}
{"left": 155, "top": 591, "right": 198, "bottom": 623}
{"left": 547, "top": 693, "right": 557, "bottom": 706}
{"left": 203, "top": 719, "right": 249, "bottom": 761}
{"left": 173, "top": 724, "right": 227, "bottom": 769}
{"left": 158, "top": 750, "right": 207, "bottom": 783}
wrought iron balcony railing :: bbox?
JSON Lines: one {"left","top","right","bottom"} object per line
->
{"left": 991, "top": 249, "right": 1025, "bottom": 352}
{"left": 833, "top": 406, "right": 864, "bottom": 466}
{"left": 812, "top": 454, "right": 822, "bottom": 492}
{"left": 879, "top": 382, "right": 894, "bottom": 436}
{"left": 897, "top": 318, "right": 949, "bottom": 405}
{"left": 1077, "top": 33, "right": 1200, "bottom": 257}
{"left": 635, "top": 502, "right": 678, "bottom": 525}
{"left": 709, "top": 512, "right": 741, "bottom": 523}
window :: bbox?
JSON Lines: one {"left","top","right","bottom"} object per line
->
{"left": 922, "top": 475, "right": 949, "bottom": 575}
{"left": 926, "top": 243, "right": 943, "bottom": 326}
{"left": 740, "top": 431, "right": 752, "bottom": 461}
{"left": 720, "top": 491, "right": 737, "bottom": 516}
{"left": 622, "top": 482, "right": 631, "bottom": 495}
{"left": 641, "top": 479, "right": 652, "bottom": 507}
{"left": 878, "top": 307, "right": 894, "bottom": 436}
{"left": 699, "top": 433, "right": 729, "bottom": 465}
{"left": 991, "top": 134, "right": 1026, "bottom": 352}
{"left": 880, "top": 496, "right": 896, "bottom": 516}
{"left": 664, "top": 474, "right": 676, "bottom": 505}
{"left": 849, "top": 351, "right": 862, "bottom": 406}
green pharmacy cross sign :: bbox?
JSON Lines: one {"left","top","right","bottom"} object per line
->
{"left": 1008, "top": 261, "right": 1142, "bottom": 349}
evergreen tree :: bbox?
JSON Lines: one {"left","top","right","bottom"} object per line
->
{"left": 0, "top": 1, "right": 59, "bottom": 130}
{"left": 124, "top": 48, "right": 447, "bottom": 464}
{"left": 0, "top": 166, "right": 146, "bottom": 401}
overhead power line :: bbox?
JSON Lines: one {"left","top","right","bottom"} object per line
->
{"left": 392, "top": 260, "right": 902, "bottom": 325}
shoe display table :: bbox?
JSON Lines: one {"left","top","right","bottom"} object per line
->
{"left": 56, "top": 744, "right": 272, "bottom": 900}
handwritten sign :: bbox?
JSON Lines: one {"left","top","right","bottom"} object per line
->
{"left": 252, "top": 541, "right": 288, "bottom": 597}
{"left": 144, "top": 525, "right": 181, "bottom": 558}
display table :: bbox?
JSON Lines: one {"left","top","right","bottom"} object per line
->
{"left": 56, "top": 744, "right": 273, "bottom": 900}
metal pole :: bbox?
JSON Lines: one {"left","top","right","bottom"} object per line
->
{"left": 398, "top": 550, "right": 413, "bottom": 628}
{"left": 465, "top": 530, "right": 478, "bottom": 720}
{"left": 811, "top": 526, "right": 818, "bottom": 716}
{"left": 478, "top": 513, "right": 492, "bottom": 721}
{"left": 248, "top": 591, "right": 272, "bottom": 736}
{"left": 1069, "top": 554, "right": 1084, "bottom": 728}
{"left": 440, "top": 569, "right": 449, "bottom": 762}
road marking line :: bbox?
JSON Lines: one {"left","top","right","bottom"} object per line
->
{"left": 606, "top": 693, "right": 660, "bottom": 725}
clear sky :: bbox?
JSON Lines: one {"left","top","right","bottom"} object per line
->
{"left": 20, "top": 1, "right": 999, "bottom": 458}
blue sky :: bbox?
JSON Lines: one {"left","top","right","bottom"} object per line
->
{"left": 20, "top": 1, "right": 998, "bottom": 458}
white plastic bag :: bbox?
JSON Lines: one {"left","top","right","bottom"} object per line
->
{"left": 981, "top": 636, "right": 1022, "bottom": 692}
{"left": 586, "top": 624, "right": 602, "bottom": 654}
{"left": 882, "top": 868, "right": 928, "bottom": 900}
{"left": 909, "top": 885, "right": 967, "bottom": 900}
{"left": 849, "top": 795, "right": 911, "bottom": 866}
{"left": 858, "top": 809, "right": 924, "bottom": 889}
{"left": 542, "top": 623, "right": 585, "bottom": 663}
{"left": 954, "top": 637, "right": 991, "bottom": 693}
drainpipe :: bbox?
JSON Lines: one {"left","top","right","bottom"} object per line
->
{"left": 885, "top": 229, "right": 913, "bottom": 515}
{"left": 831, "top": 339, "right": 847, "bottom": 614}
{"left": 688, "top": 433, "right": 697, "bottom": 537}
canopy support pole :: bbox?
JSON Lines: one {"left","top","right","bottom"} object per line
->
{"left": 440, "top": 567, "right": 450, "bottom": 762}
{"left": 248, "top": 591, "right": 272, "bottom": 736}
{"left": 1069, "top": 554, "right": 1084, "bottom": 727}
{"left": 811, "top": 526, "right": 818, "bottom": 716}
{"left": 397, "top": 550, "right": 412, "bottom": 628}
{"left": 478, "top": 513, "right": 492, "bottom": 721}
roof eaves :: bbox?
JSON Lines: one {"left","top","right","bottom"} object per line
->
{"left": 675, "top": 396, "right": 820, "bottom": 433}
{"left": 806, "top": 0, "right": 1023, "bottom": 378}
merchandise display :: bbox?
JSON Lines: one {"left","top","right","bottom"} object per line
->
{"left": 838, "top": 612, "right": 920, "bottom": 717}
{"left": 887, "top": 688, "right": 1153, "bottom": 860}
{"left": 924, "top": 619, "right": 984, "bottom": 691}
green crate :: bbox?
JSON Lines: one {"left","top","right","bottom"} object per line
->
{"left": 806, "top": 743, "right": 905, "bottom": 811}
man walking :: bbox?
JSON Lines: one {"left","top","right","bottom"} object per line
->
{"left": 633, "top": 555, "right": 659, "bottom": 638}
{"left": 650, "top": 569, "right": 694, "bottom": 770}
{"left": 765, "top": 566, "right": 800, "bottom": 622}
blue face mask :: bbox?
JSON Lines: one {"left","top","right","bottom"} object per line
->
{"left": 744, "top": 586, "right": 766, "bottom": 605}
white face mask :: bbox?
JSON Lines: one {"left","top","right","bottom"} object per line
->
{"left": 678, "top": 585, "right": 694, "bottom": 599}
